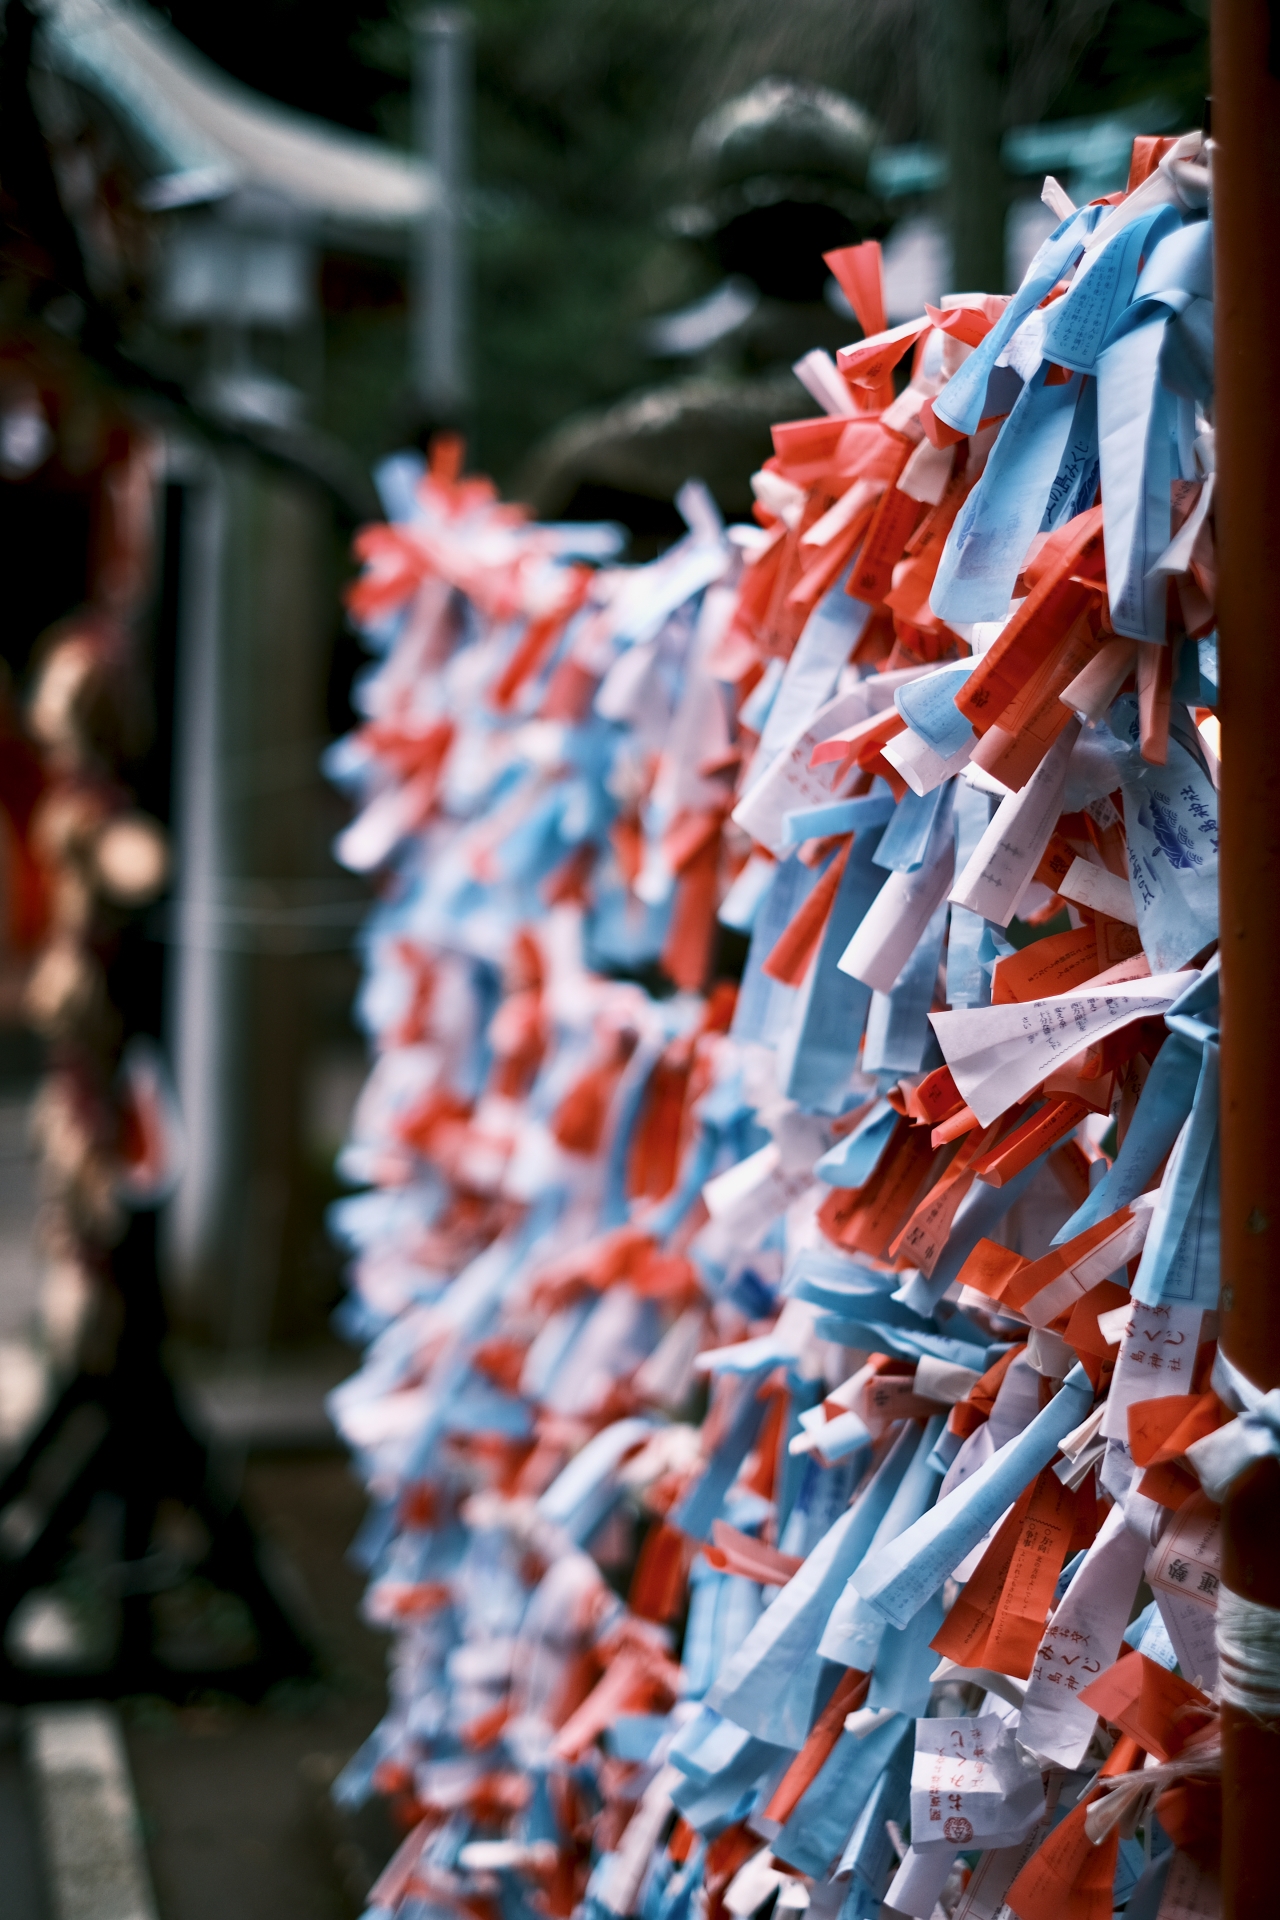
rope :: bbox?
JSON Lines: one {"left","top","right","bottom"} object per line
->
{"left": 1217, "top": 1585, "right": 1280, "bottom": 1719}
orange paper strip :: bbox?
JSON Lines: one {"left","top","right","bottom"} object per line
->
{"left": 1078, "top": 1650, "right": 1214, "bottom": 1761}
{"left": 764, "top": 1667, "right": 871, "bottom": 1828}
{"left": 931, "top": 1483, "right": 1038, "bottom": 1668}
{"left": 983, "top": 1468, "right": 1079, "bottom": 1679}
{"left": 957, "top": 509, "right": 1106, "bottom": 733}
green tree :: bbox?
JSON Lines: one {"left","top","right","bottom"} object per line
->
{"left": 148, "top": 0, "right": 1208, "bottom": 484}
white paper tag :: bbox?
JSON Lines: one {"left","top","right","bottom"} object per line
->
{"left": 1146, "top": 1492, "right": 1221, "bottom": 1690}
{"left": 1018, "top": 1503, "right": 1149, "bottom": 1768}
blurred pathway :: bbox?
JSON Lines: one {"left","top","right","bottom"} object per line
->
{"left": 0, "top": 1073, "right": 50, "bottom": 1447}
{"left": 123, "top": 1449, "right": 396, "bottom": 1920}
{"left": 0, "top": 1039, "right": 393, "bottom": 1917}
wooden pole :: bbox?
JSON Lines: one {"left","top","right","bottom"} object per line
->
{"left": 412, "top": 7, "right": 473, "bottom": 424}
{"left": 1213, "top": 2, "right": 1280, "bottom": 1911}
{"left": 933, "top": 0, "right": 1007, "bottom": 291}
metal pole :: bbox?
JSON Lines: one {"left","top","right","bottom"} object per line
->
{"left": 412, "top": 7, "right": 472, "bottom": 424}
{"left": 1213, "top": 2, "right": 1280, "bottom": 1912}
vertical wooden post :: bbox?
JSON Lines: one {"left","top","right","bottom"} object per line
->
{"left": 1213, "top": 2, "right": 1280, "bottom": 1912}
{"left": 412, "top": 7, "right": 473, "bottom": 424}
{"left": 933, "top": 0, "right": 1007, "bottom": 291}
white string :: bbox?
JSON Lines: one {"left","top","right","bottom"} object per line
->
{"left": 1217, "top": 1584, "right": 1280, "bottom": 1719}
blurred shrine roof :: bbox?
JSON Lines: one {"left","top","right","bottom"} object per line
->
{"left": 31, "top": 0, "right": 436, "bottom": 247}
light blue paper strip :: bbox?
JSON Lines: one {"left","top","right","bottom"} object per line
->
{"left": 775, "top": 1713, "right": 911, "bottom": 1877}
{"left": 758, "top": 568, "right": 870, "bottom": 758}
{"left": 1096, "top": 221, "right": 1212, "bottom": 642}
{"left": 867, "top": 1587, "right": 948, "bottom": 1715}
{"left": 708, "top": 1422, "right": 920, "bottom": 1747}
{"left": 1110, "top": 695, "right": 1219, "bottom": 968}
{"left": 731, "top": 856, "right": 817, "bottom": 1045}
{"left": 946, "top": 782, "right": 995, "bottom": 1010}
{"left": 670, "top": 1724, "right": 783, "bottom": 1831}
{"left": 669, "top": 1710, "right": 762, "bottom": 1785}
{"left": 1097, "top": 311, "right": 1174, "bottom": 642}
{"left": 849, "top": 1365, "right": 1094, "bottom": 1629}
{"left": 1041, "top": 204, "right": 1182, "bottom": 373}
{"left": 799, "top": 1284, "right": 986, "bottom": 1358}
{"left": 813, "top": 1314, "right": 989, "bottom": 1374}
{"left": 932, "top": 366, "right": 1084, "bottom": 625}
{"left": 783, "top": 1245, "right": 898, "bottom": 1316}
{"left": 836, "top": 1746, "right": 912, "bottom": 1895}
{"left": 668, "top": 1702, "right": 731, "bottom": 1777}
{"left": 398, "top": 1207, "right": 562, "bottom": 1479}
{"left": 536, "top": 1414, "right": 654, "bottom": 1543}
{"left": 610, "top": 528, "right": 729, "bottom": 649}
{"left": 780, "top": 1452, "right": 865, "bottom": 1561}
{"left": 1164, "top": 952, "right": 1221, "bottom": 1037}
{"left": 682, "top": 1563, "right": 764, "bottom": 1698}
{"left": 740, "top": 656, "right": 783, "bottom": 735}
{"left": 899, "top": 1152, "right": 1051, "bottom": 1318}
{"left": 1132, "top": 1038, "right": 1219, "bottom": 1307}
{"left": 895, "top": 662, "right": 977, "bottom": 759}
{"left": 1124, "top": 1599, "right": 1178, "bottom": 1672}
{"left": 782, "top": 791, "right": 895, "bottom": 848}
{"left": 779, "top": 826, "right": 890, "bottom": 1112}
{"left": 776, "top": 1372, "right": 826, "bottom": 1538}
{"left": 673, "top": 1368, "right": 772, "bottom": 1541}
{"left": 862, "top": 897, "right": 949, "bottom": 1076}
{"left": 682, "top": 1566, "right": 727, "bottom": 1700}
{"left": 837, "top": 1882, "right": 884, "bottom": 1920}
{"left": 775, "top": 1374, "right": 825, "bottom": 1536}
{"left": 927, "top": 1426, "right": 964, "bottom": 1476}
{"left": 1163, "top": 299, "right": 1214, "bottom": 405}
{"left": 814, "top": 1099, "right": 897, "bottom": 1187}
{"left": 606, "top": 1714, "right": 671, "bottom": 1762}
{"left": 945, "top": 905, "right": 989, "bottom": 1011}
{"left": 1051, "top": 1030, "right": 1201, "bottom": 1244}
{"left": 874, "top": 783, "right": 953, "bottom": 874}
{"left": 810, "top": 1409, "right": 874, "bottom": 1465}
{"left": 1043, "top": 374, "right": 1101, "bottom": 531}
{"left": 819, "top": 1419, "right": 946, "bottom": 1671}
{"left": 638, "top": 1842, "right": 704, "bottom": 1920}
{"left": 934, "top": 204, "right": 1101, "bottom": 438}
{"left": 1132, "top": 217, "right": 1213, "bottom": 310}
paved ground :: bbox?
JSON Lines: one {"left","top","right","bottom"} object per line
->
{"left": 0, "top": 1044, "right": 398, "bottom": 1919}
{"left": 0, "top": 1711, "right": 50, "bottom": 1920}
{"left": 123, "top": 1447, "right": 397, "bottom": 1920}
{"left": 0, "top": 1081, "right": 50, "bottom": 1447}
{"left": 0, "top": 1090, "right": 40, "bottom": 1336}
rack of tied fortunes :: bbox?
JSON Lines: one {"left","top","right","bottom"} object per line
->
{"left": 326, "top": 131, "right": 1233, "bottom": 1920}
